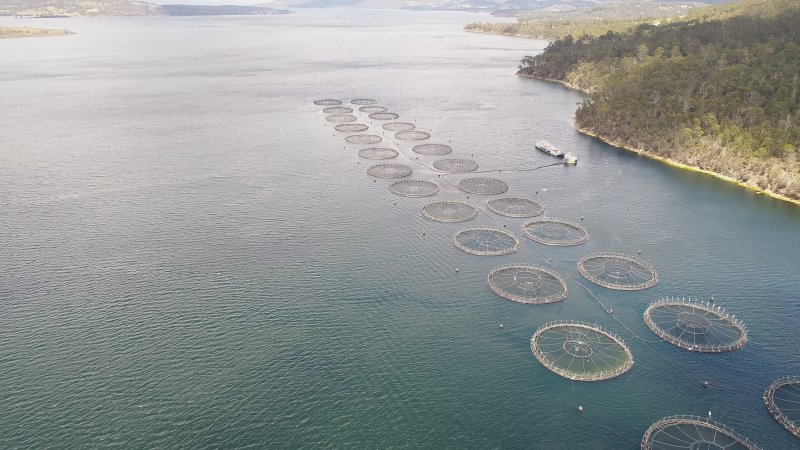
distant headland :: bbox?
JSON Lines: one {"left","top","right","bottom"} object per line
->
{"left": 0, "top": 26, "right": 74, "bottom": 38}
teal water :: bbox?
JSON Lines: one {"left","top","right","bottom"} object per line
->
{"left": 1, "top": 10, "right": 799, "bottom": 449}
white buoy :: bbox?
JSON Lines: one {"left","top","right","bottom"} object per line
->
{"left": 499, "top": 323, "right": 504, "bottom": 329}
{"left": 578, "top": 405, "right": 584, "bottom": 413}
{"left": 609, "top": 309, "right": 613, "bottom": 314}
{"left": 638, "top": 250, "right": 642, "bottom": 254}
{"left": 455, "top": 268, "right": 459, "bottom": 273}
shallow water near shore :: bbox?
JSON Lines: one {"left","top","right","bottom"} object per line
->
{"left": 1, "top": 10, "right": 799, "bottom": 448}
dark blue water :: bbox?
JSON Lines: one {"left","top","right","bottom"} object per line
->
{"left": 1, "top": 10, "right": 799, "bottom": 449}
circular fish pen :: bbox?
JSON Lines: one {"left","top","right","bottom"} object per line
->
{"left": 641, "top": 416, "right": 760, "bottom": 449}
{"left": 359, "top": 105, "right": 387, "bottom": 113}
{"left": 382, "top": 122, "right": 415, "bottom": 131}
{"left": 389, "top": 180, "right": 440, "bottom": 198}
{"left": 395, "top": 131, "right": 431, "bottom": 141}
{"left": 369, "top": 112, "right": 399, "bottom": 120}
{"left": 345, "top": 134, "right": 382, "bottom": 145}
{"left": 577, "top": 252, "right": 658, "bottom": 290}
{"left": 323, "top": 106, "right": 353, "bottom": 114}
{"left": 530, "top": 321, "right": 634, "bottom": 381}
{"left": 367, "top": 163, "right": 413, "bottom": 179}
{"left": 358, "top": 147, "right": 399, "bottom": 160}
{"left": 487, "top": 264, "right": 567, "bottom": 304}
{"left": 488, "top": 198, "right": 545, "bottom": 218}
{"left": 413, "top": 143, "right": 452, "bottom": 155}
{"left": 523, "top": 218, "right": 588, "bottom": 246}
{"left": 453, "top": 228, "right": 519, "bottom": 256}
{"left": 764, "top": 376, "right": 800, "bottom": 438}
{"left": 334, "top": 123, "right": 369, "bottom": 133}
{"left": 643, "top": 297, "right": 748, "bottom": 352}
{"left": 433, "top": 158, "right": 478, "bottom": 173}
{"left": 422, "top": 200, "right": 478, "bottom": 223}
{"left": 457, "top": 177, "right": 509, "bottom": 195}
{"left": 325, "top": 114, "right": 357, "bottom": 123}
{"left": 314, "top": 99, "right": 341, "bottom": 106}
{"left": 350, "top": 98, "right": 377, "bottom": 105}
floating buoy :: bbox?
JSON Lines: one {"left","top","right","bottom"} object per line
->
{"left": 499, "top": 323, "right": 504, "bottom": 329}
{"left": 638, "top": 250, "right": 642, "bottom": 254}
{"left": 703, "top": 381, "right": 710, "bottom": 388}
{"left": 422, "top": 232, "right": 426, "bottom": 236}
{"left": 580, "top": 216, "right": 584, "bottom": 220}
{"left": 578, "top": 405, "right": 584, "bottom": 413}
{"left": 394, "top": 201, "right": 397, "bottom": 205}
{"left": 710, "top": 296, "right": 715, "bottom": 302}
{"left": 609, "top": 309, "right": 613, "bottom": 314}
{"left": 455, "top": 268, "right": 459, "bottom": 273}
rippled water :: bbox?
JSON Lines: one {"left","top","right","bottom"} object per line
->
{"left": 2, "top": 10, "right": 799, "bottom": 449}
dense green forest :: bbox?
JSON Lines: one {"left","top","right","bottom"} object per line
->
{"left": 518, "top": 0, "right": 800, "bottom": 200}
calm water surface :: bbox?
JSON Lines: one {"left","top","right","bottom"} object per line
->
{"left": 1, "top": 10, "right": 799, "bottom": 449}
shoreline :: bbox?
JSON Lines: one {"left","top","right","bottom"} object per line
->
{"left": 0, "top": 26, "right": 74, "bottom": 38}
{"left": 517, "top": 73, "right": 800, "bottom": 207}
{"left": 464, "top": 28, "right": 544, "bottom": 40}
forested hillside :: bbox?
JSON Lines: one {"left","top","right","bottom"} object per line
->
{"left": 519, "top": 0, "right": 800, "bottom": 200}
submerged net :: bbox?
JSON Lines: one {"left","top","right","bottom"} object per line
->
{"left": 345, "top": 134, "right": 382, "bottom": 145}
{"left": 530, "top": 321, "right": 634, "bottom": 382}
{"left": 314, "top": 99, "right": 341, "bottom": 106}
{"left": 382, "top": 122, "right": 415, "bottom": 131}
{"left": 523, "top": 219, "right": 588, "bottom": 246}
{"left": 359, "top": 106, "right": 387, "bottom": 113}
{"left": 577, "top": 252, "right": 658, "bottom": 290}
{"left": 422, "top": 200, "right": 478, "bottom": 223}
{"left": 369, "top": 112, "right": 400, "bottom": 120}
{"left": 488, "top": 198, "right": 545, "bottom": 218}
{"left": 764, "top": 377, "right": 800, "bottom": 438}
{"left": 358, "top": 147, "right": 399, "bottom": 160}
{"left": 433, "top": 158, "right": 478, "bottom": 173}
{"left": 453, "top": 228, "right": 519, "bottom": 256}
{"left": 487, "top": 264, "right": 567, "bottom": 304}
{"left": 325, "top": 114, "right": 357, "bottom": 123}
{"left": 395, "top": 131, "right": 431, "bottom": 141}
{"left": 351, "top": 98, "right": 377, "bottom": 105}
{"left": 389, "top": 180, "right": 440, "bottom": 198}
{"left": 367, "top": 163, "right": 413, "bottom": 179}
{"left": 323, "top": 106, "right": 353, "bottom": 114}
{"left": 643, "top": 297, "right": 748, "bottom": 352}
{"left": 334, "top": 123, "right": 369, "bottom": 133}
{"left": 413, "top": 143, "right": 452, "bottom": 155}
{"left": 457, "top": 177, "right": 509, "bottom": 195}
{"left": 641, "top": 416, "right": 760, "bottom": 450}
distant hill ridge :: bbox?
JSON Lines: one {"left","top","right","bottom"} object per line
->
{"left": 1, "top": 0, "right": 291, "bottom": 17}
